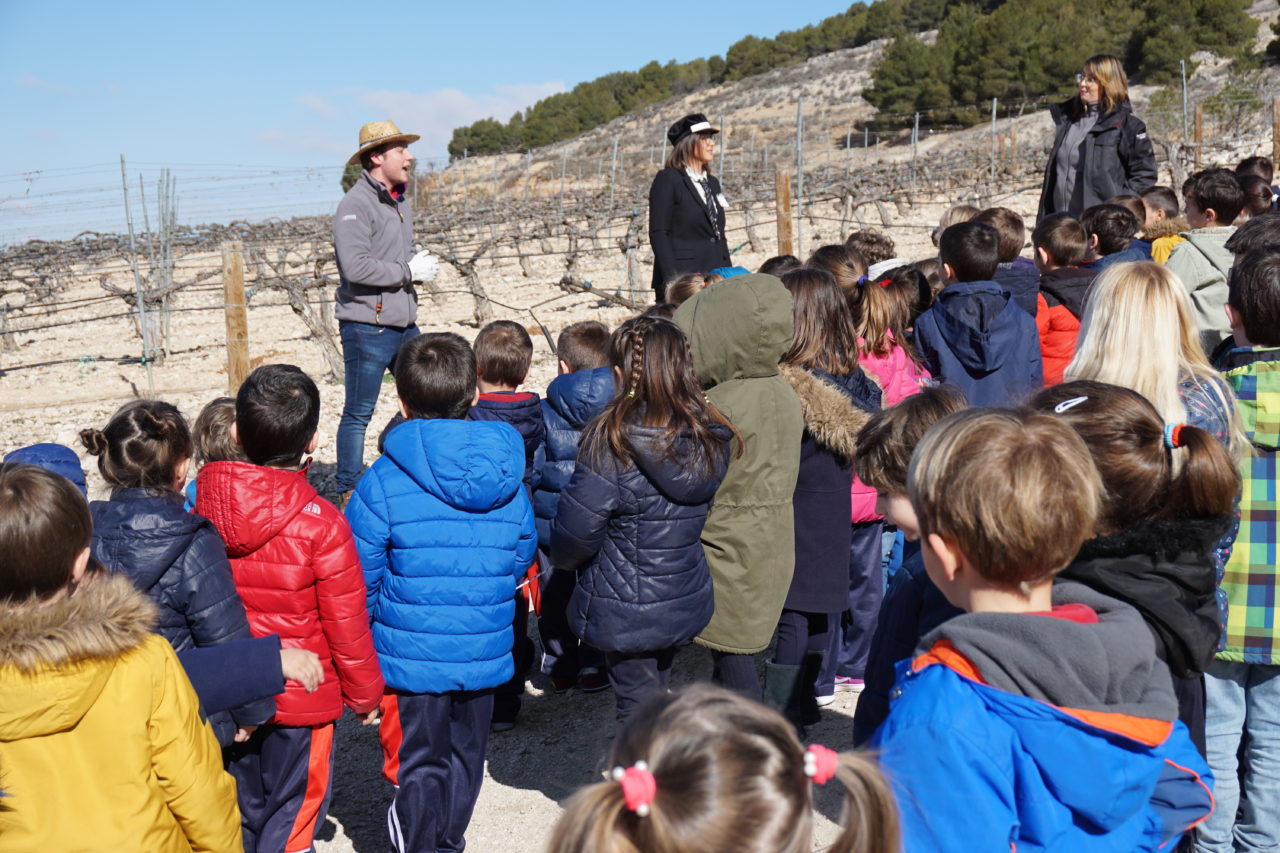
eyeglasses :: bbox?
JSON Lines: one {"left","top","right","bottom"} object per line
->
{"left": 1075, "top": 73, "right": 1098, "bottom": 85}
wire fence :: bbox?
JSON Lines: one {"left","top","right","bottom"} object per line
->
{"left": 3, "top": 79, "right": 1278, "bottom": 388}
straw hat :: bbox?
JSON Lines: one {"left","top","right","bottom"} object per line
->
{"left": 348, "top": 121, "right": 421, "bottom": 166}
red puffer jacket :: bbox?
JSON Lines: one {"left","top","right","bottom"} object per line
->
{"left": 196, "top": 461, "right": 383, "bottom": 725}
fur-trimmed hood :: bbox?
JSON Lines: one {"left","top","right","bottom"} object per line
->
{"left": 1145, "top": 216, "right": 1188, "bottom": 241}
{"left": 779, "top": 364, "right": 881, "bottom": 461}
{"left": 0, "top": 572, "right": 156, "bottom": 740}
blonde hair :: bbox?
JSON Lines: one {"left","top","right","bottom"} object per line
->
{"left": 666, "top": 273, "right": 709, "bottom": 306}
{"left": 909, "top": 409, "right": 1102, "bottom": 588}
{"left": 546, "top": 685, "right": 899, "bottom": 853}
{"left": 1081, "top": 54, "right": 1129, "bottom": 116}
{"left": 1066, "top": 262, "right": 1241, "bottom": 453}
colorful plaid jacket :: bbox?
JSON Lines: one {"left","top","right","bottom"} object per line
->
{"left": 1218, "top": 346, "right": 1280, "bottom": 665}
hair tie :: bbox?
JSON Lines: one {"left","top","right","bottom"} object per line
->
{"left": 612, "top": 761, "right": 656, "bottom": 816}
{"left": 1053, "top": 395, "right": 1089, "bottom": 414}
{"left": 856, "top": 275, "right": 869, "bottom": 287}
{"left": 875, "top": 278, "right": 892, "bottom": 288}
{"left": 1163, "top": 423, "right": 1186, "bottom": 449}
{"left": 804, "top": 744, "right": 839, "bottom": 785}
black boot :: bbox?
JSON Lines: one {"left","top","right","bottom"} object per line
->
{"left": 764, "top": 660, "right": 806, "bottom": 738}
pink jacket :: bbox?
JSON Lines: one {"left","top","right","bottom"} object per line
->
{"left": 851, "top": 339, "right": 931, "bottom": 523}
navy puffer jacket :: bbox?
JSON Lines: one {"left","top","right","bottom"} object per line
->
{"left": 552, "top": 423, "right": 731, "bottom": 653}
{"left": 533, "top": 367, "right": 615, "bottom": 547}
{"left": 90, "top": 488, "right": 272, "bottom": 740}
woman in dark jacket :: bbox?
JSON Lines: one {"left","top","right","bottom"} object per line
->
{"left": 769, "top": 268, "right": 881, "bottom": 734}
{"left": 648, "top": 113, "right": 731, "bottom": 300}
{"left": 551, "top": 316, "right": 736, "bottom": 723}
{"left": 1038, "top": 54, "right": 1157, "bottom": 221}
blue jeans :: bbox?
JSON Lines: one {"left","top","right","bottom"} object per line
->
{"left": 1197, "top": 659, "right": 1280, "bottom": 852}
{"left": 335, "top": 321, "right": 419, "bottom": 492}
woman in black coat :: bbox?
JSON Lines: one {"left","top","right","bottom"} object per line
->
{"left": 649, "top": 113, "right": 731, "bottom": 300}
{"left": 1038, "top": 54, "right": 1157, "bottom": 221}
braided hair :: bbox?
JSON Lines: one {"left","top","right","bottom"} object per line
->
{"left": 583, "top": 316, "right": 740, "bottom": 476}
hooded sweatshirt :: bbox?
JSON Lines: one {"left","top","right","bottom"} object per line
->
{"left": 346, "top": 417, "right": 537, "bottom": 693}
{"left": 553, "top": 422, "right": 731, "bottom": 653}
{"left": 533, "top": 366, "right": 616, "bottom": 547}
{"left": 1165, "top": 226, "right": 1236, "bottom": 354}
{"left": 674, "top": 274, "right": 804, "bottom": 654}
{"left": 913, "top": 279, "right": 1043, "bottom": 406}
{"left": 196, "top": 462, "right": 384, "bottom": 725}
{"left": 90, "top": 488, "right": 272, "bottom": 742}
{"left": 873, "top": 582, "right": 1213, "bottom": 853}
{"left": 0, "top": 573, "right": 242, "bottom": 852}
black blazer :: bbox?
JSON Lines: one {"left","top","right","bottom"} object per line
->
{"left": 648, "top": 167, "right": 731, "bottom": 297}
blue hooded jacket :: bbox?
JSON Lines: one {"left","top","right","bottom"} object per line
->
{"left": 552, "top": 422, "right": 730, "bottom": 654}
{"left": 347, "top": 418, "right": 538, "bottom": 694}
{"left": 469, "top": 391, "right": 546, "bottom": 492}
{"left": 872, "top": 583, "right": 1213, "bottom": 853}
{"left": 1089, "top": 244, "right": 1150, "bottom": 274}
{"left": 90, "top": 488, "right": 272, "bottom": 741}
{"left": 993, "top": 258, "right": 1041, "bottom": 316}
{"left": 913, "top": 280, "right": 1043, "bottom": 406}
{"left": 532, "top": 366, "right": 616, "bottom": 547}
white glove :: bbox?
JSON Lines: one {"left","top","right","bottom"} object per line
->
{"left": 408, "top": 250, "right": 439, "bottom": 283}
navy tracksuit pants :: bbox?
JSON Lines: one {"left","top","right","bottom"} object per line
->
{"left": 226, "top": 722, "right": 335, "bottom": 853}
{"left": 379, "top": 689, "right": 493, "bottom": 853}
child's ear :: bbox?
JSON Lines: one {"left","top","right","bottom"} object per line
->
{"left": 71, "top": 546, "right": 90, "bottom": 587}
{"left": 173, "top": 456, "right": 192, "bottom": 487}
{"left": 231, "top": 422, "right": 243, "bottom": 447}
{"left": 471, "top": 388, "right": 480, "bottom": 408}
{"left": 558, "top": 359, "right": 572, "bottom": 375}
{"left": 941, "top": 262, "right": 957, "bottom": 284}
{"left": 1088, "top": 233, "right": 1100, "bottom": 253}
{"left": 305, "top": 431, "right": 319, "bottom": 455}
{"left": 1034, "top": 246, "right": 1051, "bottom": 269}
{"left": 926, "top": 532, "right": 962, "bottom": 583}
{"left": 1226, "top": 302, "right": 1244, "bottom": 330}
{"left": 398, "top": 397, "right": 411, "bottom": 419}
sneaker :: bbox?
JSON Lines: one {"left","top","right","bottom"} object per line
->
{"left": 550, "top": 676, "right": 575, "bottom": 694}
{"left": 833, "top": 676, "right": 865, "bottom": 694}
{"left": 815, "top": 693, "right": 835, "bottom": 707}
{"left": 577, "top": 667, "right": 611, "bottom": 693}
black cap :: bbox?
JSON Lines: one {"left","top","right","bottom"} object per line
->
{"left": 667, "top": 113, "right": 719, "bottom": 147}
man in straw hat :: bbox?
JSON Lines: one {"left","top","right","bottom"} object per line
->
{"left": 333, "top": 120, "right": 438, "bottom": 506}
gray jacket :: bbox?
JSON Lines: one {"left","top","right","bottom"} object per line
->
{"left": 333, "top": 171, "right": 417, "bottom": 328}
{"left": 1165, "top": 226, "right": 1236, "bottom": 355}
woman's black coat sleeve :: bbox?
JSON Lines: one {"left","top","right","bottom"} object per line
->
{"left": 648, "top": 169, "right": 679, "bottom": 287}
{"left": 1121, "top": 115, "right": 1157, "bottom": 197}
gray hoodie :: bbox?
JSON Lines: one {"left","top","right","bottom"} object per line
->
{"left": 332, "top": 171, "right": 417, "bottom": 328}
{"left": 1165, "top": 226, "right": 1235, "bottom": 355}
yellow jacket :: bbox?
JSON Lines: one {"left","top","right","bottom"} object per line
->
{"left": 0, "top": 573, "right": 242, "bottom": 852}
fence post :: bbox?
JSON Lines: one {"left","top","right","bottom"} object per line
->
{"left": 221, "top": 240, "right": 250, "bottom": 395}
{"left": 1194, "top": 105, "right": 1204, "bottom": 171}
{"left": 1272, "top": 98, "right": 1280, "bottom": 165}
{"left": 1181, "top": 60, "right": 1189, "bottom": 142}
{"left": 775, "top": 168, "right": 794, "bottom": 257}
{"left": 794, "top": 97, "right": 804, "bottom": 258}
{"left": 719, "top": 114, "right": 726, "bottom": 176}
{"left": 990, "top": 98, "right": 998, "bottom": 180}
{"left": 610, "top": 135, "right": 619, "bottom": 211}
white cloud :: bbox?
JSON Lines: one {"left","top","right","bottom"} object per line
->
{"left": 355, "top": 80, "right": 565, "bottom": 157}
{"left": 258, "top": 129, "right": 349, "bottom": 158}
{"left": 295, "top": 93, "right": 339, "bottom": 119}
{"left": 17, "top": 74, "right": 74, "bottom": 95}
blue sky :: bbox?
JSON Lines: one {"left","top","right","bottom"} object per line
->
{"left": 1, "top": 0, "right": 850, "bottom": 242}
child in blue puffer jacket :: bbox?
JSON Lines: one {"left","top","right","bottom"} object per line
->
{"left": 552, "top": 316, "right": 736, "bottom": 724}
{"left": 80, "top": 400, "right": 273, "bottom": 746}
{"left": 347, "top": 332, "right": 536, "bottom": 853}
{"left": 532, "top": 320, "right": 614, "bottom": 693}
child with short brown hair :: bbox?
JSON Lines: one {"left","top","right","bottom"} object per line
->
{"left": 872, "top": 408, "right": 1213, "bottom": 852}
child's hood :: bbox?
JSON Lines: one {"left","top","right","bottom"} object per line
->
{"left": 907, "top": 581, "right": 1187, "bottom": 829}
{"left": 625, "top": 422, "right": 731, "bottom": 504}
{"left": 929, "top": 280, "right": 1026, "bottom": 372}
{"left": 90, "top": 489, "right": 208, "bottom": 590}
{"left": 1179, "top": 228, "right": 1235, "bottom": 277}
{"left": 0, "top": 573, "right": 153, "bottom": 740}
{"left": 383, "top": 418, "right": 525, "bottom": 511}
{"left": 1221, "top": 346, "right": 1280, "bottom": 452}
{"left": 547, "top": 366, "right": 616, "bottom": 429}
{"left": 195, "top": 461, "right": 319, "bottom": 556}
{"left": 674, "top": 274, "right": 794, "bottom": 387}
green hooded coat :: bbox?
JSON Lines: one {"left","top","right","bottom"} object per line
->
{"left": 675, "top": 274, "right": 804, "bottom": 653}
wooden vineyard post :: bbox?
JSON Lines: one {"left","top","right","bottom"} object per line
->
{"left": 1193, "top": 105, "right": 1204, "bottom": 171}
{"left": 775, "top": 168, "right": 794, "bottom": 257}
{"left": 1272, "top": 98, "right": 1280, "bottom": 165}
{"left": 221, "top": 240, "right": 250, "bottom": 394}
